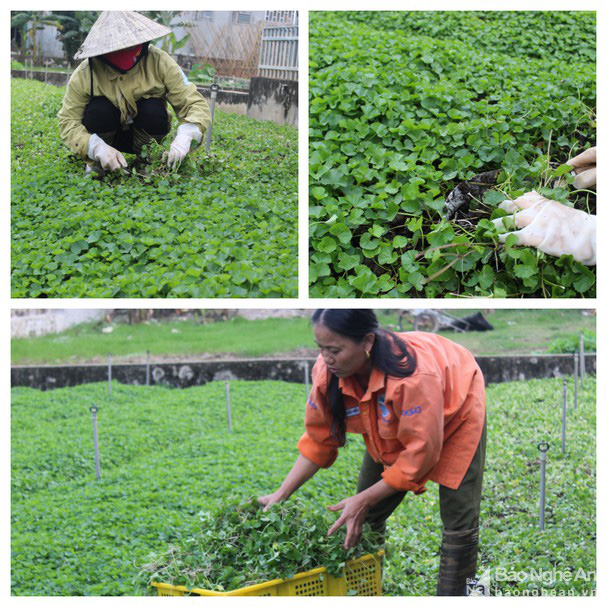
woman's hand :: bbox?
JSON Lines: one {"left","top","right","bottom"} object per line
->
{"left": 258, "top": 455, "right": 320, "bottom": 512}
{"left": 491, "top": 191, "right": 596, "bottom": 265}
{"left": 568, "top": 146, "right": 596, "bottom": 189}
{"left": 166, "top": 123, "right": 202, "bottom": 169}
{"left": 257, "top": 489, "right": 287, "bottom": 512}
{"left": 327, "top": 493, "right": 371, "bottom": 549}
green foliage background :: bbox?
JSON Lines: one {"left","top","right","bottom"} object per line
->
{"left": 547, "top": 329, "right": 595, "bottom": 354}
{"left": 11, "top": 309, "right": 597, "bottom": 365}
{"left": 11, "top": 79, "right": 298, "bottom": 298}
{"left": 11, "top": 378, "right": 595, "bottom": 596}
{"left": 309, "top": 11, "right": 596, "bottom": 298}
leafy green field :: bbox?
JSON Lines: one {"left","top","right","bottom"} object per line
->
{"left": 11, "top": 79, "right": 298, "bottom": 298}
{"left": 11, "top": 309, "right": 595, "bottom": 365}
{"left": 309, "top": 11, "right": 596, "bottom": 298}
{"left": 11, "top": 378, "right": 595, "bottom": 596}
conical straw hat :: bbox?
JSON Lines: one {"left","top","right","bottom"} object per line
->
{"left": 74, "top": 11, "right": 172, "bottom": 59}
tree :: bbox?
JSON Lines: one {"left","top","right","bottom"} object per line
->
{"left": 11, "top": 11, "right": 62, "bottom": 63}
{"left": 142, "top": 11, "right": 192, "bottom": 56}
{"left": 53, "top": 11, "right": 100, "bottom": 65}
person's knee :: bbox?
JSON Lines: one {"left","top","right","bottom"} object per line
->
{"left": 134, "top": 98, "right": 169, "bottom": 136}
{"left": 439, "top": 486, "right": 481, "bottom": 531}
{"left": 441, "top": 508, "right": 479, "bottom": 532}
{"left": 83, "top": 97, "right": 120, "bottom": 134}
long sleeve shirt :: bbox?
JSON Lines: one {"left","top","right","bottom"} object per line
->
{"left": 57, "top": 46, "right": 211, "bottom": 158}
{"left": 298, "top": 332, "right": 486, "bottom": 494}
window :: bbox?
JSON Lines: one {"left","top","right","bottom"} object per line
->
{"left": 195, "top": 11, "right": 213, "bottom": 21}
{"left": 234, "top": 12, "right": 251, "bottom": 25}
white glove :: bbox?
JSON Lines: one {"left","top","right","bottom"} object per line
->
{"left": 492, "top": 191, "right": 596, "bottom": 266}
{"left": 167, "top": 123, "right": 202, "bottom": 169}
{"left": 568, "top": 146, "right": 596, "bottom": 189}
{"left": 87, "top": 133, "right": 127, "bottom": 171}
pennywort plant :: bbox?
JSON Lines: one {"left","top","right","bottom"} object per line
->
{"left": 11, "top": 79, "right": 298, "bottom": 298}
{"left": 309, "top": 11, "right": 596, "bottom": 298}
{"left": 137, "top": 498, "right": 383, "bottom": 593}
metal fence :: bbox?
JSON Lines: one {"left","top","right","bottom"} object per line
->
{"left": 258, "top": 25, "right": 298, "bottom": 81}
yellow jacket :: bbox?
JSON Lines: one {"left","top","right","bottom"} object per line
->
{"left": 57, "top": 46, "right": 211, "bottom": 158}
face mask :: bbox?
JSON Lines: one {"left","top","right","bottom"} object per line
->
{"left": 103, "top": 44, "right": 144, "bottom": 72}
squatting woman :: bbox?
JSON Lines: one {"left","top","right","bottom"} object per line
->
{"left": 58, "top": 11, "right": 210, "bottom": 175}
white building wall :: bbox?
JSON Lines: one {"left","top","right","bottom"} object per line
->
{"left": 11, "top": 309, "right": 106, "bottom": 338}
{"left": 35, "top": 24, "right": 65, "bottom": 60}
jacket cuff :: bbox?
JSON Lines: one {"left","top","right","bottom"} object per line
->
{"left": 381, "top": 464, "right": 427, "bottom": 495}
{"left": 297, "top": 433, "right": 338, "bottom": 469}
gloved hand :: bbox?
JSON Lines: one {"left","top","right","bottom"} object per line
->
{"left": 492, "top": 191, "right": 596, "bottom": 266}
{"left": 167, "top": 123, "right": 202, "bottom": 169}
{"left": 568, "top": 146, "right": 596, "bottom": 189}
{"left": 87, "top": 133, "right": 127, "bottom": 171}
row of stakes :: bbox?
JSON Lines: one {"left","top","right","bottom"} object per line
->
{"left": 539, "top": 332, "right": 587, "bottom": 531}
{"left": 93, "top": 357, "right": 310, "bottom": 479}
{"left": 94, "top": 338, "right": 589, "bottom": 532}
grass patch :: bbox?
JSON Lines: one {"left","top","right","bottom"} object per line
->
{"left": 12, "top": 310, "right": 595, "bottom": 365}
{"left": 377, "top": 309, "right": 596, "bottom": 356}
{"left": 11, "top": 317, "right": 314, "bottom": 365}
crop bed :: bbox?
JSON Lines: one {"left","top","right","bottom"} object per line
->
{"left": 11, "top": 79, "right": 298, "bottom": 298}
{"left": 309, "top": 11, "right": 596, "bottom": 297}
{"left": 11, "top": 377, "right": 595, "bottom": 596}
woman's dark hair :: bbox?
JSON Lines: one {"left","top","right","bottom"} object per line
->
{"left": 312, "top": 309, "right": 417, "bottom": 445}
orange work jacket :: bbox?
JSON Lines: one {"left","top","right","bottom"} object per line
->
{"left": 298, "top": 332, "right": 486, "bottom": 494}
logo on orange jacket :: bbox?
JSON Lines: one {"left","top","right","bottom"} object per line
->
{"left": 307, "top": 397, "right": 318, "bottom": 410}
{"left": 378, "top": 393, "right": 393, "bottom": 422}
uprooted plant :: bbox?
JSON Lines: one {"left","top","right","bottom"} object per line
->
{"left": 137, "top": 497, "right": 383, "bottom": 593}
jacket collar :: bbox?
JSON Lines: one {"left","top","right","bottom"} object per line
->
{"left": 338, "top": 365, "right": 386, "bottom": 401}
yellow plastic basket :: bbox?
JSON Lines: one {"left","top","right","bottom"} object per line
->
{"left": 151, "top": 550, "right": 384, "bottom": 596}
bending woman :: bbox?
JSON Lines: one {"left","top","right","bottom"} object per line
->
{"left": 258, "top": 309, "right": 487, "bottom": 596}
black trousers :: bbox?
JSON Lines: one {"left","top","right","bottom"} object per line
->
{"left": 357, "top": 418, "right": 487, "bottom": 536}
{"left": 82, "top": 96, "right": 170, "bottom": 154}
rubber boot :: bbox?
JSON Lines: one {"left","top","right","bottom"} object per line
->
{"left": 131, "top": 126, "right": 165, "bottom": 157}
{"left": 436, "top": 527, "right": 479, "bottom": 596}
{"left": 132, "top": 126, "right": 152, "bottom": 156}
{"left": 95, "top": 130, "right": 117, "bottom": 146}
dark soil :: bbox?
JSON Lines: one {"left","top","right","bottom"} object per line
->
{"left": 444, "top": 170, "right": 500, "bottom": 220}
{"left": 445, "top": 169, "right": 596, "bottom": 225}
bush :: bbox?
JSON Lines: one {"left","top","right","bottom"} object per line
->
{"left": 547, "top": 329, "right": 596, "bottom": 354}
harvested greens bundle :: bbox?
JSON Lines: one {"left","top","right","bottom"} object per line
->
{"left": 138, "top": 497, "right": 383, "bottom": 593}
